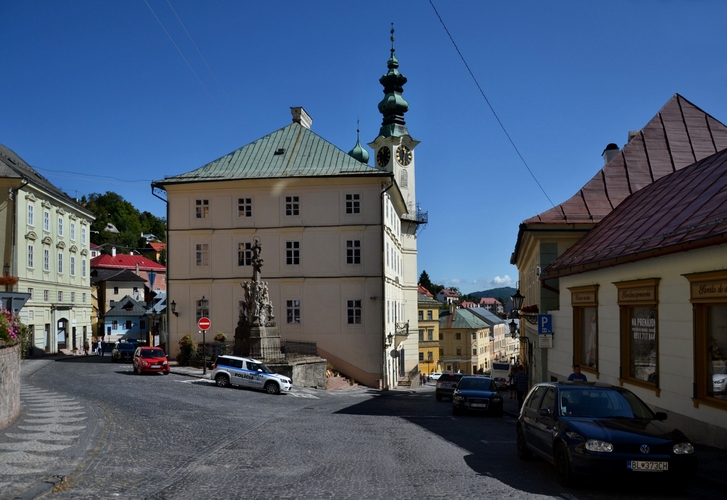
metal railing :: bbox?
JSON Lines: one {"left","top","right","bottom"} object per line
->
{"left": 191, "top": 339, "right": 318, "bottom": 366}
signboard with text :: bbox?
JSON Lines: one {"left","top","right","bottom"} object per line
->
{"left": 538, "top": 314, "right": 552, "bottom": 334}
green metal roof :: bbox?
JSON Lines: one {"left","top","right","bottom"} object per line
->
{"left": 156, "top": 123, "right": 386, "bottom": 185}
{"left": 439, "top": 309, "right": 491, "bottom": 330}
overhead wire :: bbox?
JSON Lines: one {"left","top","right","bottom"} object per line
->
{"left": 428, "top": 0, "right": 557, "bottom": 210}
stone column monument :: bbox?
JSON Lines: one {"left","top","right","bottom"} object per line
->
{"left": 234, "top": 238, "right": 282, "bottom": 361}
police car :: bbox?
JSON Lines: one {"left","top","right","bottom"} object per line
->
{"left": 210, "top": 355, "right": 292, "bottom": 395}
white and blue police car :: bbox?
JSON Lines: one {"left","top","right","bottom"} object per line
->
{"left": 210, "top": 355, "right": 292, "bottom": 395}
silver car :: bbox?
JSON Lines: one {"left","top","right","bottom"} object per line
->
{"left": 210, "top": 355, "right": 292, "bottom": 395}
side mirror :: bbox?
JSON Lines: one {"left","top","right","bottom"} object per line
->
{"left": 654, "top": 411, "right": 667, "bottom": 421}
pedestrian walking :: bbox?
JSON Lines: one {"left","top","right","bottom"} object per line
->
{"left": 97, "top": 339, "right": 104, "bottom": 357}
{"left": 513, "top": 365, "right": 529, "bottom": 408}
{"left": 83, "top": 341, "right": 89, "bottom": 356}
{"left": 508, "top": 368, "right": 517, "bottom": 399}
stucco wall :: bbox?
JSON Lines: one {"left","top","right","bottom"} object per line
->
{"left": 0, "top": 343, "right": 21, "bottom": 429}
{"left": 547, "top": 244, "right": 727, "bottom": 447}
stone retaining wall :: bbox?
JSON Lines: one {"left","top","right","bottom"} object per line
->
{"left": 0, "top": 343, "right": 21, "bottom": 429}
{"left": 267, "top": 356, "right": 327, "bottom": 390}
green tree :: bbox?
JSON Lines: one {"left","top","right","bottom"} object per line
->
{"left": 418, "top": 270, "right": 433, "bottom": 291}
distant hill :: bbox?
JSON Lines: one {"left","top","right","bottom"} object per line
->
{"left": 469, "top": 287, "right": 516, "bottom": 303}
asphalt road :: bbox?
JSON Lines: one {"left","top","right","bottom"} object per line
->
{"left": 1, "top": 356, "right": 725, "bottom": 499}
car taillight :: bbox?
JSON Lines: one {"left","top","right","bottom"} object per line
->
{"left": 212, "top": 363, "right": 217, "bottom": 370}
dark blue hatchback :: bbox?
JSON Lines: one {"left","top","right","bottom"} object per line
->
{"left": 516, "top": 382, "right": 697, "bottom": 487}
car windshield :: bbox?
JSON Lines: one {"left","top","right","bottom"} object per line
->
{"left": 458, "top": 378, "right": 496, "bottom": 391}
{"left": 559, "top": 387, "right": 655, "bottom": 419}
{"left": 141, "top": 349, "right": 165, "bottom": 358}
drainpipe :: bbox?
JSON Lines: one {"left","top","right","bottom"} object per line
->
{"left": 381, "top": 180, "right": 394, "bottom": 389}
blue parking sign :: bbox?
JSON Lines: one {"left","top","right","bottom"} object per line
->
{"left": 538, "top": 314, "right": 552, "bottom": 334}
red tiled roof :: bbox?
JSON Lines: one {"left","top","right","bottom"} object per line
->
{"left": 526, "top": 94, "right": 727, "bottom": 224}
{"left": 439, "top": 289, "right": 459, "bottom": 297}
{"left": 91, "top": 254, "right": 166, "bottom": 272}
{"left": 479, "top": 297, "right": 501, "bottom": 305}
{"left": 544, "top": 147, "right": 727, "bottom": 278}
{"left": 417, "top": 284, "right": 433, "bottom": 297}
{"left": 149, "top": 242, "right": 167, "bottom": 252}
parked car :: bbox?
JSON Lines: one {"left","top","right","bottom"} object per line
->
{"left": 111, "top": 342, "right": 137, "bottom": 362}
{"left": 452, "top": 376, "right": 503, "bottom": 416}
{"left": 714, "top": 373, "right": 727, "bottom": 394}
{"left": 492, "top": 377, "right": 509, "bottom": 390}
{"left": 133, "top": 347, "right": 170, "bottom": 375}
{"left": 516, "top": 381, "right": 697, "bottom": 487}
{"left": 210, "top": 355, "right": 292, "bottom": 395}
{"left": 428, "top": 372, "right": 442, "bottom": 381}
{"left": 435, "top": 373, "right": 464, "bottom": 401}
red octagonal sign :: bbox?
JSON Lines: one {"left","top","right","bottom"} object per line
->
{"left": 198, "top": 317, "right": 211, "bottom": 331}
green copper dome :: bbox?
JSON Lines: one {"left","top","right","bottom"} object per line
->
{"left": 348, "top": 125, "right": 369, "bottom": 164}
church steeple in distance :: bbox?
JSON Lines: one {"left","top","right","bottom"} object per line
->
{"left": 377, "top": 24, "right": 410, "bottom": 139}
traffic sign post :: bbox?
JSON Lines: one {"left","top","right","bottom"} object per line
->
{"left": 198, "top": 317, "right": 211, "bottom": 375}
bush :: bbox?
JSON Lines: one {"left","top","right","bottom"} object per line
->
{"left": 177, "top": 334, "right": 197, "bottom": 366}
{"left": 213, "top": 332, "right": 227, "bottom": 342}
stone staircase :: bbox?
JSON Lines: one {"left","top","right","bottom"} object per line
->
{"left": 326, "top": 375, "right": 358, "bottom": 390}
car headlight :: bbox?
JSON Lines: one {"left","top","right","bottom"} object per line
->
{"left": 491, "top": 396, "right": 502, "bottom": 402}
{"left": 162, "top": 361, "right": 168, "bottom": 366}
{"left": 673, "top": 442, "right": 694, "bottom": 455}
{"left": 585, "top": 439, "right": 613, "bottom": 452}
{"left": 142, "top": 361, "right": 149, "bottom": 367}
{"left": 453, "top": 394, "right": 465, "bottom": 402}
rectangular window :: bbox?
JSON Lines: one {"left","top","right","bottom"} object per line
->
{"left": 238, "top": 242, "right": 252, "bottom": 266}
{"left": 616, "top": 279, "right": 660, "bottom": 394}
{"left": 346, "top": 240, "right": 361, "bottom": 264}
{"left": 456, "top": 347, "right": 462, "bottom": 356}
{"left": 418, "top": 310, "right": 424, "bottom": 321}
{"left": 43, "top": 211, "right": 50, "bottom": 231}
{"left": 196, "top": 298, "right": 209, "bottom": 322}
{"left": 58, "top": 291, "right": 63, "bottom": 302}
{"left": 285, "top": 196, "right": 299, "bottom": 216}
{"left": 82, "top": 293, "right": 86, "bottom": 303}
{"left": 28, "top": 244, "right": 34, "bottom": 268}
{"left": 286, "top": 241, "right": 300, "bottom": 265}
{"left": 455, "top": 332, "right": 461, "bottom": 340}
{"left": 419, "top": 329, "right": 424, "bottom": 341}
{"left": 685, "top": 271, "right": 727, "bottom": 408}
{"left": 195, "top": 199, "right": 209, "bottom": 219}
{"left": 473, "top": 348, "right": 477, "bottom": 355}
{"left": 44, "top": 290, "right": 49, "bottom": 301}
{"left": 82, "top": 227, "right": 86, "bottom": 244}
{"left": 28, "top": 205, "right": 34, "bottom": 226}
{"left": 57, "top": 253, "right": 63, "bottom": 273}
{"left": 71, "top": 222, "right": 76, "bottom": 240}
{"left": 125, "top": 320, "right": 132, "bottom": 329}
{"left": 238, "top": 198, "right": 252, "bottom": 218}
{"left": 70, "top": 292, "right": 75, "bottom": 303}
{"left": 114, "top": 286, "right": 119, "bottom": 295}
{"left": 347, "top": 299, "right": 362, "bottom": 324}
{"left": 196, "top": 244, "right": 209, "bottom": 266}
{"left": 570, "top": 285, "right": 599, "bottom": 373}
{"left": 70, "top": 256, "right": 75, "bottom": 276}
{"left": 140, "top": 320, "right": 146, "bottom": 330}
{"left": 427, "top": 311, "right": 433, "bottom": 320}
{"left": 112, "top": 320, "right": 118, "bottom": 330}
{"left": 28, "top": 288, "right": 34, "bottom": 300}
{"left": 419, "top": 352, "right": 424, "bottom": 362}
{"left": 43, "top": 248, "right": 50, "bottom": 271}
{"left": 286, "top": 299, "right": 301, "bottom": 324}
{"left": 428, "top": 351, "right": 433, "bottom": 361}
{"left": 428, "top": 329, "right": 433, "bottom": 341}
{"left": 82, "top": 259, "right": 87, "bottom": 277}
{"left": 345, "top": 194, "right": 360, "bottom": 214}
{"left": 58, "top": 217, "right": 63, "bottom": 236}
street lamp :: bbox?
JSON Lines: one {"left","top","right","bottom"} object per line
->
{"left": 510, "top": 289, "right": 538, "bottom": 325}
{"left": 170, "top": 301, "right": 178, "bottom": 317}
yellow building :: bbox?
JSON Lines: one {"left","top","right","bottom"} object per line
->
{"left": 417, "top": 293, "right": 440, "bottom": 375}
{"left": 439, "top": 307, "right": 491, "bottom": 374}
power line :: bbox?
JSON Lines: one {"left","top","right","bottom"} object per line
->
{"left": 428, "top": 0, "right": 556, "bottom": 210}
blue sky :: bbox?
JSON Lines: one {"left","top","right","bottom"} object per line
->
{"left": 3, "top": 1, "right": 727, "bottom": 294}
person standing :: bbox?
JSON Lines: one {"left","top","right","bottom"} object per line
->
{"left": 513, "top": 365, "right": 529, "bottom": 408}
{"left": 83, "top": 341, "right": 89, "bottom": 356}
{"left": 567, "top": 364, "right": 588, "bottom": 381}
{"left": 508, "top": 368, "right": 518, "bottom": 399}
{"left": 97, "top": 339, "right": 104, "bottom": 357}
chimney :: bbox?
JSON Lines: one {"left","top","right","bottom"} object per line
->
{"left": 111, "top": 247, "right": 116, "bottom": 257}
{"left": 290, "top": 107, "right": 312, "bottom": 129}
{"left": 602, "top": 143, "right": 619, "bottom": 165}
{"left": 627, "top": 130, "right": 640, "bottom": 142}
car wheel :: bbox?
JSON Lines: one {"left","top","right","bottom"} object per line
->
{"left": 215, "top": 374, "right": 230, "bottom": 388}
{"left": 516, "top": 427, "right": 532, "bottom": 460}
{"left": 265, "top": 381, "right": 280, "bottom": 395}
{"left": 555, "top": 443, "right": 574, "bottom": 487}
{"left": 436, "top": 393, "right": 443, "bottom": 401}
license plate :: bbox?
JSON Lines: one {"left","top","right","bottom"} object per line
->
{"left": 151, "top": 365, "right": 160, "bottom": 368}
{"left": 628, "top": 461, "right": 668, "bottom": 471}
{"left": 470, "top": 403, "right": 488, "bottom": 408}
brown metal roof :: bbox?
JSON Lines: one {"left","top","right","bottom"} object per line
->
{"left": 543, "top": 147, "right": 727, "bottom": 278}
{"left": 525, "top": 94, "right": 727, "bottom": 224}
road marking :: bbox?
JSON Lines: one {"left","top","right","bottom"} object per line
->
{"left": 286, "top": 392, "right": 319, "bottom": 399}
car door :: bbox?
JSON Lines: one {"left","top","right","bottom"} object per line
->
{"left": 243, "top": 360, "right": 265, "bottom": 390}
{"left": 229, "top": 358, "right": 246, "bottom": 387}
{"left": 529, "top": 387, "right": 557, "bottom": 459}
{"left": 521, "top": 386, "right": 546, "bottom": 452}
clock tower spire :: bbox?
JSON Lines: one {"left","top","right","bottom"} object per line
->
{"left": 377, "top": 24, "right": 409, "bottom": 139}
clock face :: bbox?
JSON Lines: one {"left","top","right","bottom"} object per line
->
{"left": 376, "top": 147, "right": 391, "bottom": 167}
{"left": 396, "top": 145, "right": 412, "bottom": 166}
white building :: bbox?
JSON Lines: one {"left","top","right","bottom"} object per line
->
{"left": 153, "top": 38, "right": 425, "bottom": 388}
{"left": 0, "top": 144, "right": 95, "bottom": 353}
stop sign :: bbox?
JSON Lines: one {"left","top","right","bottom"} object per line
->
{"left": 198, "top": 317, "right": 211, "bottom": 331}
